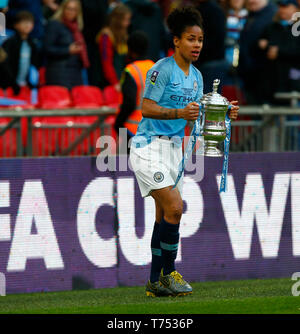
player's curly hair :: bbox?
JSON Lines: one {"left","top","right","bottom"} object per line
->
{"left": 167, "top": 6, "right": 204, "bottom": 38}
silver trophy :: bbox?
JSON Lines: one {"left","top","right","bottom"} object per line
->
{"left": 200, "top": 79, "right": 229, "bottom": 157}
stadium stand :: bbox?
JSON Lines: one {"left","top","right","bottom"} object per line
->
{"left": 71, "top": 85, "right": 104, "bottom": 109}
{"left": 38, "top": 86, "right": 72, "bottom": 109}
{"left": 102, "top": 85, "right": 123, "bottom": 108}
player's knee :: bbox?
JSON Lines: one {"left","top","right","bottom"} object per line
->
{"left": 166, "top": 202, "right": 183, "bottom": 223}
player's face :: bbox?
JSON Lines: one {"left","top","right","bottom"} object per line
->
{"left": 174, "top": 25, "right": 204, "bottom": 63}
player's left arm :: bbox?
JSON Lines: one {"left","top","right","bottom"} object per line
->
{"left": 228, "top": 100, "right": 239, "bottom": 120}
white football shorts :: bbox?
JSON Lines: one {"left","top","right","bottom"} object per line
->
{"left": 129, "top": 138, "right": 183, "bottom": 198}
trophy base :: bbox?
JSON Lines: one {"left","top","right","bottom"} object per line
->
{"left": 204, "top": 140, "right": 223, "bottom": 157}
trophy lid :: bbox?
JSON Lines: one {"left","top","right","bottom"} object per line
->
{"left": 200, "top": 79, "right": 229, "bottom": 106}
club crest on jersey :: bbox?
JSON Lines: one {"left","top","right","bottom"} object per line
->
{"left": 153, "top": 171, "right": 164, "bottom": 183}
{"left": 150, "top": 71, "right": 159, "bottom": 85}
{"left": 194, "top": 80, "right": 198, "bottom": 91}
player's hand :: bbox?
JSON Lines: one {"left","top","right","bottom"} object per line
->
{"left": 228, "top": 101, "right": 239, "bottom": 120}
{"left": 179, "top": 102, "right": 200, "bottom": 121}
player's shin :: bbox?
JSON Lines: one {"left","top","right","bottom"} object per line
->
{"left": 159, "top": 217, "right": 180, "bottom": 275}
{"left": 150, "top": 221, "right": 163, "bottom": 283}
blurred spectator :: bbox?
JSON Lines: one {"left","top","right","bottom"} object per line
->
{"left": 0, "top": 0, "right": 8, "bottom": 12}
{"left": 6, "top": 0, "right": 45, "bottom": 46}
{"left": 125, "top": 0, "right": 167, "bottom": 61}
{"left": 44, "top": 0, "right": 90, "bottom": 89}
{"left": 158, "top": 0, "right": 193, "bottom": 16}
{"left": 193, "top": 0, "right": 227, "bottom": 94}
{"left": 108, "top": 0, "right": 121, "bottom": 11}
{"left": 0, "top": 1, "right": 16, "bottom": 45}
{"left": 258, "top": 0, "right": 300, "bottom": 103}
{"left": 2, "top": 11, "right": 39, "bottom": 94}
{"left": 81, "top": 0, "right": 108, "bottom": 88}
{"left": 0, "top": 46, "right": 20, "bottom": 92}
{"left": 224, "top": 0, "right": 248, "bottom": 67}
{"left": 156, "top": 0, "right": 173, "bottom": 17}
{"left": 114, "top": 31, "right": 154, "bottom": 147}
{"left": 222, "top": 0, "right": 248, "bottom": 95}
{"left": 238, "top": 0, "right": 277, "bottom": 104}
{"left": 43, "top": 0, "right": 63, "bottom": 19}
{"left": 97, "top": 4, "right": 131, "bottom": 91}
{"left": 108, "top": 0, "right": 133, "bottom": 11}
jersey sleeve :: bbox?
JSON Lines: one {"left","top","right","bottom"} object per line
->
{"left": 143, "top": 64, "right": 171, "bottom": 103}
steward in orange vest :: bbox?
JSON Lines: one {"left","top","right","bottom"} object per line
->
{"left": 114, "top": 31, "right": 154, "bottom": 142}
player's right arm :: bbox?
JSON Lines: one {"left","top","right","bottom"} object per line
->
{"left": 142, "top": 98, "right": 200, "bottom": 121}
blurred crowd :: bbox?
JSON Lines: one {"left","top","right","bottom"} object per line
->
{"left": 0, "top": 0, "right": 299, "bottom": 106}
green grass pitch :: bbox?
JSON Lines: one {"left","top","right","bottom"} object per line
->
{"left": 0, "top": 278, "right": 299, "bottom": 314}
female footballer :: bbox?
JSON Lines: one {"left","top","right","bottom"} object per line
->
{"left": 129, "top": 7, "right": 239, "bottom": 297}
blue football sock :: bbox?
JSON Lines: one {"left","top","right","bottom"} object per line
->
{"left": 150, "top": 221, "right": 163, "bottom": 283}
{"left": 159, "top": 217, "right": 180, "bottom": 276}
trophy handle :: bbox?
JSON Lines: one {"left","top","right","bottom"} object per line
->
{"left": 200, "top": 105, "right": 205, "bottom": 134}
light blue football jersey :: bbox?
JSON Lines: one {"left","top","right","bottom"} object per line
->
{"left": 132, "top": 56, "right": 203, "bottom": 148}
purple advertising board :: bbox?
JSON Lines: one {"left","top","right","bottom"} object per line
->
{"left": 0, "top": 153, "right": 300, "bottom": 294}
